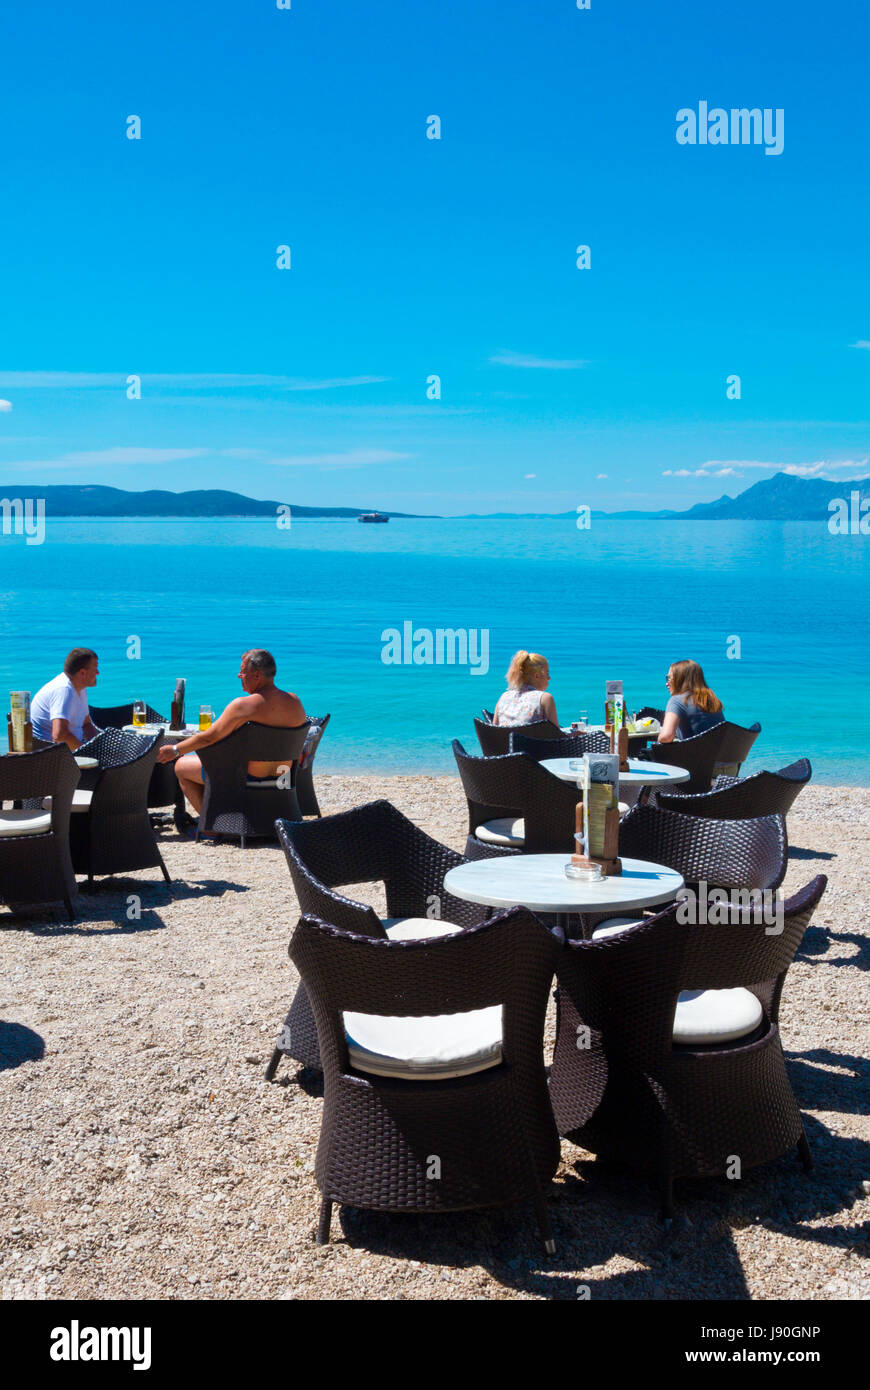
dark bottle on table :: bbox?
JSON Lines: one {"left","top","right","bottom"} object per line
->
{"left": 169, "top": 678, "right": 186, "bottom": 732}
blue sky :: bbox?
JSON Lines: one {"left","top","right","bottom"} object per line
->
{"left": 0, "top": 0, "right": 868, "bottom": 514}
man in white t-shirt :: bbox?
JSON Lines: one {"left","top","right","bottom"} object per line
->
{"left": 31, "top": 648, "right": 102, "bottom": 751}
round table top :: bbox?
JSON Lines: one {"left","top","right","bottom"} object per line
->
{"left": 541, "top": 757, "right": 690, "bottom": 787}
{"left": 444, "top": 855, "right": 684, "bottom": 915}
{"left": 123, "top": 723, "right": 198, "bottom": 742}
{"left": 74, "top": 756, "right": 99, "bottom": 769}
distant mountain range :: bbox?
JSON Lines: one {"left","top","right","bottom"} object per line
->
{"left": 460, "top": 472, "right": 870, "bottom": 521}
{"left": 0, "top": 472, "right": 866, "bottom": 520}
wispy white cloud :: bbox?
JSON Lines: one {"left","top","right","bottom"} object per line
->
{"left": 0, "top": 371, "right": 388, "bottom": 392}
{"left": 490, "top": 350, "right": 588, "bottom": 370}
{"left": 4, "top": 446, "right": 208, "bottom": 470}
{"left": 0, "top": 399, "right": 12, "bottom": 413}
{"left": 267, "top": 448, "right": 412, "bottom": 469}
{"left": 850, "top": 341, "right": 870, "bottom": 350}
{"left": 596, "top": 472, "right": 608, "bottom": 479}
{"left": 524, "top": 472, "right": 537, "bottom": 479}
{"left": 664, "top": 459, "right": 869, "bottom": 480}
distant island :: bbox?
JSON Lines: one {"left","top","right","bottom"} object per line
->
{"left": 1, "top": 472, "right": 866, "bottom": 521}
{"left": 0, "top": 485, "right": 432, "bottom": 519}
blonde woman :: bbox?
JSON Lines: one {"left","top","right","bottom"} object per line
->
{"left": 658, "top": 659, "right": 724, "bottom": 743}
{"left": 493, "top": 651, "right": 559, "bottom": 728}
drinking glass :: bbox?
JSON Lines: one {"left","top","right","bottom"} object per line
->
{"left": 577, "top": 710, "right": 588, "bottom": 730}
{"left": 199, "top": 705, "right": 214, "bottom": 731}
{"left": 132, "top": 701, "right": 146, "bottom": 729}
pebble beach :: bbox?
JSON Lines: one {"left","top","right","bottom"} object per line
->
{"left": 1, "top": 777, "right": 868, "bottom": 1302}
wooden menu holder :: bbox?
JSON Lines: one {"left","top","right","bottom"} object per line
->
{"left": 608, "top": 723, "right": 630, "bottom": 772}
{"left": 571, "top": 798, "right": 622, "bottom": 878}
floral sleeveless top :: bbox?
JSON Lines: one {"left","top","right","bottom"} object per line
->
{"left": 494, "top": 684, "right": 545, "bottom": 727}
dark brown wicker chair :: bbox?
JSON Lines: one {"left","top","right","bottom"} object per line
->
{"left": 474, "top": 716, "right": 562, "bottom": 756}
{"left": 714, "top": 720, "right": 762, "bottom": 777}
{"left": 618, "top": 803, "right": 788, "bottom": 895}
{"left": 453, "top": 739, "right": 580, "bottom": 859}
{"left": 289, "top": 906, "right": 563, "bottom": 1250}
{"left": 266, "top": 800, "right": 488, "bottom": 1079}
{"left": 0, "top": 744, "right": 79, "bottom": 919}
{"left": 657, "top": 759, "right": 811, "bottom": 821}
{"left": 550, "top": 875, "right": 828, "bottom": 1218}
{"left": 196, "top": 720, "right": 310, "bottom": 846}
{"left": 67, "top": 729, "right": 170, "bottom": 887}
{"left": 636, "top": 722, "right": 728, "bottom": 793}
{"left": 509, "top": 729, "right": 610, "bottom": 760}
{"left": 296, "top": 714, "right": 330, "bottom": 818}
{"left": 89, "top": 701, "right": 178, "bottom": 809}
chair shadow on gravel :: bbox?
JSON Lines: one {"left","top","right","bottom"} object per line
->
{"left": 797, "top": 923, "right": 870, "bottom": 970}
{"left": 789, "top": 1046, "right": 868, "bottom": 1115}
{"left": 0, "top": 1021, "right": 45, "bottom": 1071}
{"left": 322, "top": 1112, "right": 869, "bottom": 1300}
{"left": 788, "top": 846, "right": 836, "bottom": 861}
{"left": 0, "top": 877, "right": 248, "bottom": 937}
{"left": 329, "top": 1168, "right": 754, "bottom": 1300}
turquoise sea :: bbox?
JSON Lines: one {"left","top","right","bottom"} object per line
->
{"left": 1, "top": 517, "right": 868, "bottom": 783}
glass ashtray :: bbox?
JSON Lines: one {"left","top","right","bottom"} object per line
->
{"left": 564, "top": 861, "right": 603, "bottom": 882}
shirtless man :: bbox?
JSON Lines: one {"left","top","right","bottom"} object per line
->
{"left": 156, "top": 649, "right": 306, "bottom": 816}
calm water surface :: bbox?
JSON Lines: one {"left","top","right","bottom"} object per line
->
{"left": 1, "top": 517, "right": 867, "bottom": 782}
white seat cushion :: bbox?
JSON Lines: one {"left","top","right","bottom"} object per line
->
{"left": 475, "top": 817, "right": 525, "bottom": 847}
{"left": 673, "top": 988, "right": 763, "bottom": 1046}
{"left": 344, "top": 915, "right": 501, "bottom": 1079}
{"left": 592, "top": 916, "right": 646, "bottom": 940}
{"left": 42, "top": 790, "right": 92, "bottom": 814}
{"left": 591, "top": 921, "right": 765, "bottom": 1046}
{"left": 382, "top": 918, "right": 460, "bottom": 941}
{"left": 0, "top": 809, "right": 52, "bottom": 838}
{"left": 343, "top": 1004, "right": 503, "bottom": 1081}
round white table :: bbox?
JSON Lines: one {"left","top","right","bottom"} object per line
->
{"left": 123, "top": 723, "right": 199, "bottom": 742}
{"left": 444, "top": 854, "right": 684, "bottom": 917}
{"left": 74, "top": 756, "right": 99, "bottom": 769}
{"left": 541, "top": 757, "right": 690, "bottom": 789}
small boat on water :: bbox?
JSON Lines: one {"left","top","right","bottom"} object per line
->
{"left": 357, "top": 511, "right": 389, "bottom": 523}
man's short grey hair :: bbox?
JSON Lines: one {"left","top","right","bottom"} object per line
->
{"left": 242, "top": 649, "right": 277, "bottom": 679}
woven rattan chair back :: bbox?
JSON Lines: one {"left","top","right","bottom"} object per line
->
{"left": 510, "top": 730, "right": 609, "bottom": 760}
{"left": 550, "top": 875, "right": 828, "bottom": 1205}
{"left": 0, "top": 743, "right": 79, "bottom": 917}
{"left": 618, "top": 802, "right": 787, "bottom": 892}
{"left": 638, "top": 722, "right": 728, "bottom": 793}
{"left": 197, "top": 720, "right": 310, "bottom": 843}
{"left": 453, "top": 739, "right": 579, "bottom": 854}
{"left": 289, "top": 906, "right": 562, "bottom": 1246}
{"left": 474, "top": 716, "right": 562, "bottom": 756}
{"left": 715, "top": 720, "right": 761, "bottom": 773}
{"left": 657, "top": 758, "right": 812, "bottom": 821}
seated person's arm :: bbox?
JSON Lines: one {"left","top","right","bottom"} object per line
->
{"left": 157, "top": 697, "right": 251, "bottom": 762}
{"left": 51, "top": 717, "right": 81, "bottom": 752}
{"left": 657, "top": 710, "right": 680, "bottom": 744}
{"left": 541, "top": 691, "right": 559, "bottom": 728}
{"left": 82, "top": 715, "right": 100, "bottom": 741}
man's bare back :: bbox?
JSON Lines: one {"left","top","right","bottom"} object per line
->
{"left": 156, "top": 650, "right": 308, "bottom": 815}
{"left": 231, "top": 684, "right": 307, "bottom": 776}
